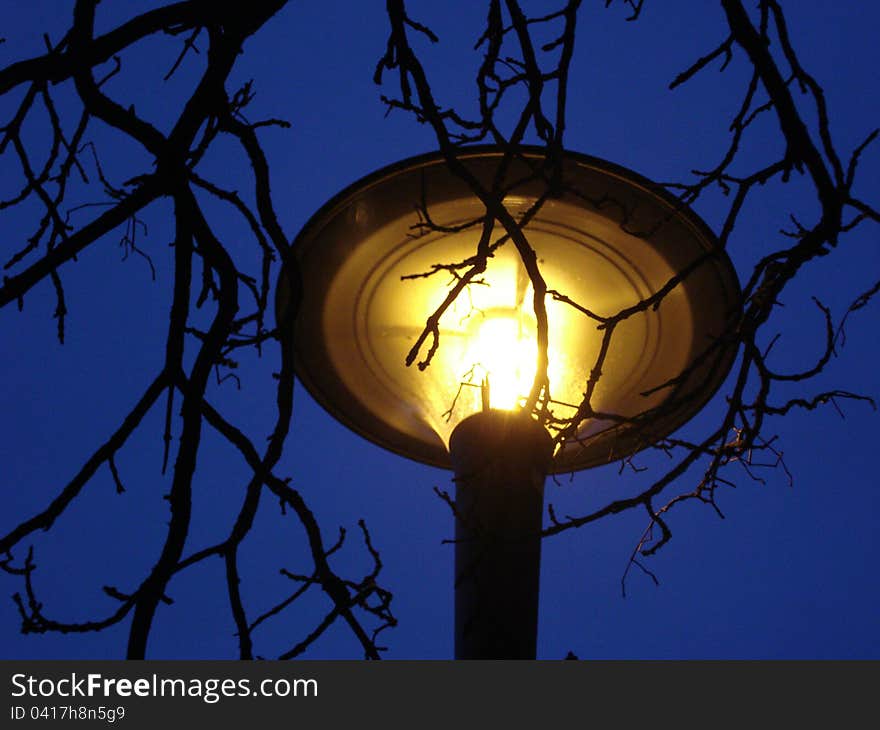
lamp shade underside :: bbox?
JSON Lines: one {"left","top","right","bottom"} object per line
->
{"left": 280, "top": 148, "right": 740, "bottom": 471}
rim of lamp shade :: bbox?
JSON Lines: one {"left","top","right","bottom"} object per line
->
{"left": 277, "top": 146, "right": 741, "bottom": 472}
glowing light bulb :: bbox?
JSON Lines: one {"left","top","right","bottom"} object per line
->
{"left": 465, "top": 309, "right": 538, "bottom": 411}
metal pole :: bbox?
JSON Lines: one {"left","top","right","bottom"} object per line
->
{"left": 449, "top": 410, "right": 553, "bottom": 659}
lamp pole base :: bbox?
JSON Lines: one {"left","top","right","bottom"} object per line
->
{"left": 449, "top": 410, "right": 553, "bottom": 660}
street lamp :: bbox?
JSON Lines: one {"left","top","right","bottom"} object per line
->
{"left": 277, "top": 147, "right": 740, "bottom": 659}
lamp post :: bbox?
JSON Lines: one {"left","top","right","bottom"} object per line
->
{"left": 277, "top": 147, "right": 740, "bottom": 659}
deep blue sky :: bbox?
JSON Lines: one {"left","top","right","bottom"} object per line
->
{"left": 1, "top": 1, "right": 878, "bottom": 659}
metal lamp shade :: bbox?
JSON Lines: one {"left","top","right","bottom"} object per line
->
{"left": 278, "top": 147, "right": 740, "bottom": 471}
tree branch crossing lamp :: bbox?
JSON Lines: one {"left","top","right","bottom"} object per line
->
{"left": 277, "top": 148, "right": 740, "bottom": 659}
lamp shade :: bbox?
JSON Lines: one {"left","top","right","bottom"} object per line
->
{"left": 278, "top": 147, "right": 740, "bottom": 471}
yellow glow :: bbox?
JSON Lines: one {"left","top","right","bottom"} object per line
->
{"left": 463, "top": 308, "right": 538, "bottom": 411}
{"left": 326, "top": 211, "right": 685, "bottom": 452}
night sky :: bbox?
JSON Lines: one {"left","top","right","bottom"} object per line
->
{"left": 1, "top": 1, "right": 878, "bottom": 659}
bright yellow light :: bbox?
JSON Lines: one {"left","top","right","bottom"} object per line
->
{"left": 463, "top": 308, "right": 537, "bottom": 411}
{"left": 325, "top": 214, "right": 681, "bottom": 453}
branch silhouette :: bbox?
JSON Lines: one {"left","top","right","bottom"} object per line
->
{"left": 375, "top": 0, "right": 878, "bottom": 587}
{"left": 1, "top": 0, "right": 393, "bottom": 659}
